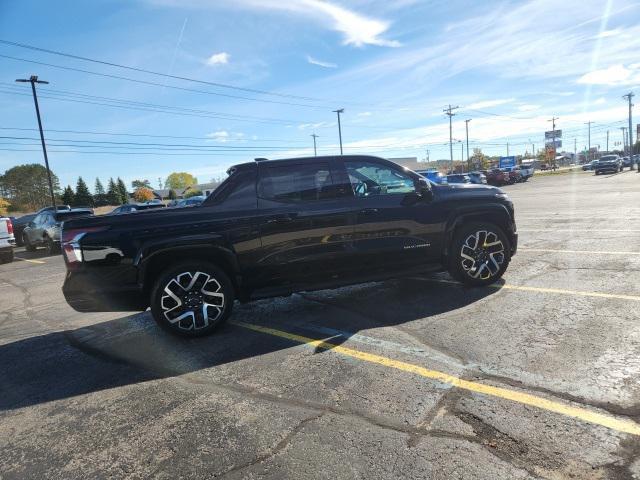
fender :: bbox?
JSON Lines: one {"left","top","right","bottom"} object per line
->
{"left": 442, "top": 202, "right": 514, "bottom": 257}
{"left": 135, "top": 233, "right": 241, "bottom": 286}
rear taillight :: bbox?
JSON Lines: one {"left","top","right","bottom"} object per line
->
{"left": 6, "top": 219, "right": 13, "bottom": 235}
{"left": 61, "top": 226, "right": 108, "bottom": 268}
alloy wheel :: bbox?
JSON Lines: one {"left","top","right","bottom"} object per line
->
{"left": 160, "top": 271, "right": 225, "bottom": 331}
{"left": 459, "top": 230, "right": 505, "bottom": 280}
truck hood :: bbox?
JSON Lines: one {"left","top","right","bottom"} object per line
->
{"left": 434, "top": 183, "right": 505, "bottom": 200}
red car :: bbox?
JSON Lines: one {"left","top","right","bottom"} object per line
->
{"left": 484, "top": 169, "right": 510, "bottom": 186}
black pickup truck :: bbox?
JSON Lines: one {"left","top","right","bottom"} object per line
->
{"left": 62, "top": 155, "right": 517, "bottom": 336}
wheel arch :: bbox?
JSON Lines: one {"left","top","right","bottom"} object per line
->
{"left": 442, "top": 205, "right": 513, "bottom": 260}
{"left": 138, "top": 242, "right": 241, "bottom": 299}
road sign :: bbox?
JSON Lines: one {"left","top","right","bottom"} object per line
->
{"left": 545, "top": 130, "right": 562, "bottom": 139}
{"left": 545, "top": 140, "right": 562, "bottom": 149}
{"left": 499, "top": 156, "right": 516, "bottom": 168}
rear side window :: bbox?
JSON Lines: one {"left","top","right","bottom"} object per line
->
{"left": 258, "top": 163, "right": 335, "bottom": 203}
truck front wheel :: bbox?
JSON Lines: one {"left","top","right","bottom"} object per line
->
{"left": 449, "top": 222, "right": 510, "bottom": 286}
{"left": 150, "top": 261, "right": 235, "bottom": 337}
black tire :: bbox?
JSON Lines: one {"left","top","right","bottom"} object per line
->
{"left": 449, "top": 222, "right": 511, "bottom": 287}
{"left": 594, "top": 171, "right": 599, "bottom": 176}
{"left": 23, "top": 234, "right": 36, "bottom": 251}
{"left": 150, "top": 261, "right": 235, "bottom": 337}
{"left": 0, "top": 250, "right": 13, "bottom": 264}
{"left": 15, "top": 234, "right": 23, "bottom": 247}
{"left": 45, "top": 236, "right": 60, "bottom": 255}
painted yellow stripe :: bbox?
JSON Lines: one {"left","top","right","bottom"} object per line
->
{"left": 519, "top": 228, "right": 640, "bottom": 232}
{"left": 14, "top": 257, "right": 46, "bottom": 264}
{"left": 519, "top": 248, "right": 640, "bottom": 256}
{"left": 427, "top": 278, "right": 640, "bottom": 302}
{"left": 232, "top": 321, "right": 640, "bottom": 436}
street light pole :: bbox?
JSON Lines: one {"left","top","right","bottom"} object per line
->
{"left": 465, "top": 119, "right": 471, "bottom": 171}
{"left": 585, "top": 121, "right": 593, "bottom": 162}
{"left": 443, "top": 105, "right": 459, "bottom": 173}
{"left": 311, "top": 133, "right": 318, "bottom": 157}
{"left": 623, "top": 92, "right": 634, "bottom": 170}
{"left": 16, "top": 75, "right": 56, "bottom": 208}
{"left": 333, "top": 109, "right": 344, "bottom": 155}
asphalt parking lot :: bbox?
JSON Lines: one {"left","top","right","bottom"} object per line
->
{"left": 1, "top": 169, "right": 640, "bottom": 479}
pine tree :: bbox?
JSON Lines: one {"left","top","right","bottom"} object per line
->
{"left": 61, "top": 185, "right": 75, "bottom": 206}
{"left": 116, "top": 177, "right": 128, "bottom": 204}
{"left": 74, "top": 176, "right": 94, "bottom": 207}
{"left": 107, "top": 177, "right": 121, "bottom": 205}
{"left": 94, "top": 178, "right": 106, "bottom": 206}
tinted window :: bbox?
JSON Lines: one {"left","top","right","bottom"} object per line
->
{"left": 345, "top": 160, "right": 416, "bottom": 197}
{"left": 258, "top": 163, "right": 335, "bottom": 203}
{"left": 205, "top": 168, "right": 257, "bottom": 210}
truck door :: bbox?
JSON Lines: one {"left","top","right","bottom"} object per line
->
{"left": 254, "top": 159, "right": 355, "bottom": 288}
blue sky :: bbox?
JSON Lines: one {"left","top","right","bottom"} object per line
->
{"left": 1, "top": 0, "right": 640, "bottom": 189}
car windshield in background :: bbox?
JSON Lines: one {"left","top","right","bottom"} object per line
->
{"left": 599, "top": 156, "right": 618, "bottom": 161}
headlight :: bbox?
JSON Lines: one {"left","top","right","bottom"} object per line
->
{"left": 495, "top": 192, "right": 509, "bottom": 201}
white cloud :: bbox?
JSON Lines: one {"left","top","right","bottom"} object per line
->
{"left": 357, "top": 111, "right": 372, "bottom": 117}
{"left": 206, "top": 52, "right": 230, "bottom": 65}
{"left": 467, "top": 98, "right": 515, "bottom": 109}
{"left": 577, "top": 64, "right": 640, "bottom": 85}
{"left": 517, "top": 104, "right": 540, "bottom": 112}
{"left": 593, "top": 97, "right": 606, "bottom": 105}
{"left": 594, "top": 28, "right": 622, "bottom": 39}
{"left": 306, "top": 55, "right": 337, "bottom": 68}
{"left": 297, "top": 121, "right": 334, "bottom": 130}
{"left": 206, "top": 130, "right": 245, "bottom": 142}
{"left": 153, "top": 0, "right": 400, "bottom": 47}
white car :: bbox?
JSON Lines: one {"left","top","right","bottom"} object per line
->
{"left": 0, "top": 217, "right": 16, "bottom": 263}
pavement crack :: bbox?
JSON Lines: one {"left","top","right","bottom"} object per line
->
{"left": 217, "top": 412, "right": 325, "bottom": 478}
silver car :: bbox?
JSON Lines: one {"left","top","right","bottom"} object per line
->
{"left": 22, "top": 209, "right": 93, "bottom": 254}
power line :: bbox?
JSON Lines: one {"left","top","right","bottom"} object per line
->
{"left": 0, "top": 39, "right": 335, "bottom": 103}
{"left": 0, "top": 54, "right": 330, "bottom": 109}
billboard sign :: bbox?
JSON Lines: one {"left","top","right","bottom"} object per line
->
{"left": 545, "top": 130, "right": 562, "bottom": 140}
{"left": 545, "top": 140, "right": 562, "bottom": 149}
{"left": 499, "top": 156, "right": 516, "bottom": 168}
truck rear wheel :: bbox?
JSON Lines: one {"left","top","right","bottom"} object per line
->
{"left": 150, "top": 261, "right": 234, "bottom": 337}
{"left": 449, "top": 222, "right": 510, "bottom": 286}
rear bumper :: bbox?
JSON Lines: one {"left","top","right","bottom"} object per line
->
{"left": 62, "top": 271, "right": 147, "bottom": 312}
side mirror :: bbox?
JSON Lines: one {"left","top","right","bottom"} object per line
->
{"left": 416, "top": 178, "right": 433, "bottom": 201}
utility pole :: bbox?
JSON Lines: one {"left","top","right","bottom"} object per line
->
{"left": 506, "top": 141, "right": 509, "bottom": 157}
{"left": 311, "top": 133, "right": 318, "bottom": 157}
{"left": 426, "top": 149, "right": 430, "bottom": 162}
{"left": 585, "top": 121, "right": 593, "bottom": 162}
{"left": 16, "top": 75, "right": 56, "bottom": 208}
{"left": 444, "top": 105, "right": 459, "bottom": 173}
{"left": 548, "top": 117, "right": 559, "bottom": 165}
{"left": 623, "top": 92, "right": 634, "bottom": 169}
{"left": 464, "top": 119, "right": 471, "bottom": 171}
{"left": 460, "top": 141, "right": 464, "bottom": 173}
{"left": 621, "top": 127, "right": 627, "bottom": 155}
{"left": 332, "top": 109, "right": 344, "bottom": 155}
{"left": 574, "top": 138, "right": 577, "bottom": 161}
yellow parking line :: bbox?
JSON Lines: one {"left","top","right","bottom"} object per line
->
{"left": 232, "top": 321, "right": 640, "bottom": 436}
{"left": 519, "top": 228, "right": 640, "bottom": 232}
{"left": 14, "top": 257, "right": 46, "bottom": 264}
{"left": 519, "top": 248, "right": 640, "bottom": 256}
{"left": 427, "top": 278, "right": 640, "bottom": 302}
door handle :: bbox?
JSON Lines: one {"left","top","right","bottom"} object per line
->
{"left": 359, "top": 208, "right": 379, "bottom": 215}
{"left": 266, "top": 213, "right": 296, "bottom": 224}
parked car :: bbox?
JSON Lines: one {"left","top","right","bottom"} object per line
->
{"left": 622, "top": 157, "right": 632, "bottom": 168}
{"left": 415, "top": 169, "right": 448, "bottom": 184}
{"left": 515, "top": 163, "right": 534, "bottom": 181}
{"left": 10, "top": 213, "right": 36, "bottom": 246}
{"left": 540, "top": 163, "right": 549, "bottom": 171}
{"left": 499, "top": 167, "right": 523, "bottom": 184}
{"left": 595, "top": 155, "right": 622, "bottom": 175}
{"left": 0, "top": 217, "right": 15, "bottom": 263}
{"left": 485, "top": 169, "right": 510, "bottom": 186}
{"left": 61, "top": 154, "right": 518, "bottom": 337}
{"left": 36, "top": 205, "right": 71, "bottom": 214}
{"left": 582, "top": 160, "right": 598, "bottom": 171}
{"left": 173, "top": 196, "right": 206, "bottom": 208}
{"left": 468, "top": 171, "right": 487, "bottom": 184}
{"left": 446, "top": 174, "right": 471, "bottom": 184}
{"left": 23, "top": 209, "right": 93, "bottom": 254}
{"left": 109, "top": 203, "right": 166, "bottom": 215}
